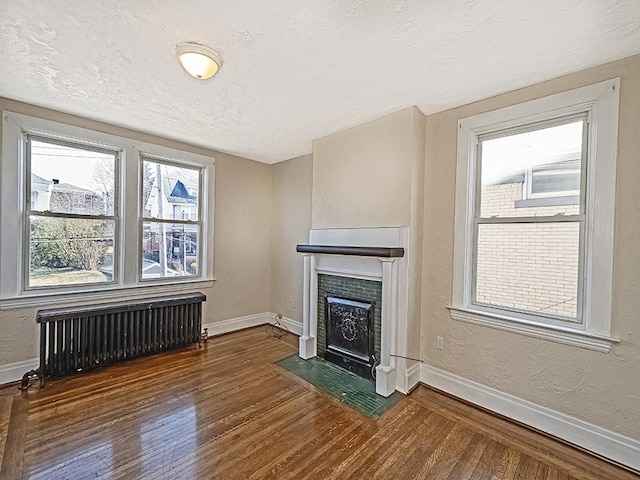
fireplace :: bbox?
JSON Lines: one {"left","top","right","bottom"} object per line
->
{"left": 296, "top": 226, "right": 409, "bottom": 397}
{"left": 324, "top": 296, "right": 376, "bottom": 379}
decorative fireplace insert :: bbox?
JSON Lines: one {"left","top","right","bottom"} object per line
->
{"left": 324, "top": 295, "right": 376, "bottom": 379}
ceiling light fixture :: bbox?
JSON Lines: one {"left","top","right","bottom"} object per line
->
{"left": 175, "top": 42, "right": 222, "bottom": 80}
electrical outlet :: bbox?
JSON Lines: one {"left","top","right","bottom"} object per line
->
{"left": 436, "top": 336, "right": 444, "bottom": 350}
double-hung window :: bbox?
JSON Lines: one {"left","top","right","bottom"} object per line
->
{"left": 26, "top": 136, "right": 119, "bottom": 289}
{"left": 475, "top": 116, "right": 586, "bottom": 321}
{"left": 451, "top": 79, "right": 620, "bottom": 352}
{"left": 0, "top": 111, "right": 215, "bottom": 305}
{"left": 140, "top": 157, "right": 203, "bottom": 280}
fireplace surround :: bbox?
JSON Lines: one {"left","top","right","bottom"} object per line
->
{"left": 297, "top": 227, "right": 408, "bottom": 397}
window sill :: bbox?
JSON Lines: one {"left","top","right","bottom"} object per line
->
{"left": 0, "top": 279, "right": 215, "bottom": 310}
{"left": 448, "top": 307, "right": 618, "bottom": 353}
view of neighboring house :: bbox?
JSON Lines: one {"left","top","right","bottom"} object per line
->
{"left": 28, "top": 173, "right": 113, "bottom": 286}
{"left": 145, "top": 176, "right": 198, "bottom": 220}
{"left": 29, "top": 174, "right": 53, "bottom": 211}
{"left": 50, "top": 181, "right": 106, "bottom": 216}
{"left": 143, "top": 176, "right": 199, "bottom": 275}
{"left": 30, "top": 174, "right": 106, "bottom": 215}
{"left": 30, "top": 170, "right": 198, "bottom": 281}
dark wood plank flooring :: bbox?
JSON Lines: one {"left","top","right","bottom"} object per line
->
{"left": 0, "top": 327, "right": 636, "bottom": 479}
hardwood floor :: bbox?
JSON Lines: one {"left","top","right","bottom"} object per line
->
{"left": 0, "top": 326, "right": 636, "bottom": 479}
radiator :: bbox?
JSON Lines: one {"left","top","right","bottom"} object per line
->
{"left": 23, "top": 292, "right": 206, "bottom": 388}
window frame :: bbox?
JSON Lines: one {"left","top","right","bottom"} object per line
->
{"left": 472, "top": 114, "right": 588, "bottom": 326}
{"left": 138, "top": 154, "right": 204, "bottom": 283}
{"left": 451, "top": 78, "right": 620, "bottom": 352}
{"left": 23, "top": 134, "right": 122, "bottom": 292}
{"left": 0, "top": 111, "right": 215, "bottom": 307}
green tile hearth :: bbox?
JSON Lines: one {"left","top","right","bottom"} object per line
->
{"left": 277, "top": 355, "right": 403, "bottom": 419}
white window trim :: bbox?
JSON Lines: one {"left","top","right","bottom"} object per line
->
{"left": 22, "top": 134, "right": 122, "bottom": 293}
{"left": 451, "top": 78, "right": 620, "bottom": 352}
{"left": 0, "top": 111, "right": 215, "bottom": 307}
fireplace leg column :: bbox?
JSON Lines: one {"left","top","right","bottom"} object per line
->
{"left": 299, "top": 253, "right": 317, "bottom": 359}
{"left": 376, "top": 258, "right": 398, "bottom": 397}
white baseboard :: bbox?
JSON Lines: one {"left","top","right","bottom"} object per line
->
{"left": 203, "top": 312, "right": 303, "bottom": 338}
{"left": 203, "top": 312, "right": 271, "bottom": 336}
{"left": 0, "top": 358, "right": 39, "bottom": 386}
{"left": 420, "top": 364, "right": 640, "bottom": 472}
{"left": 405, "top": 362, "right": 421, "bottom": 392}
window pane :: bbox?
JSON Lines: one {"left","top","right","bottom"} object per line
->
{"left": 531, "top": 159, "right": 581, "bottom": 195}
{"left": 29, "top": 217, "right": 115, "bottom": 287}
{"left": 143, "top": 161, "right": 199, "bottom": 221}
{"left": 141, "top": 222, "right": 199, "bottom": 279}
{"left": 475, "top": 222, "right": 580, "bottom": 320}
{"left": 479, "top": 120, "right": 583, "bottom": 218}
{"left": 30, "top": 139, "right": 116, "bottom": 215}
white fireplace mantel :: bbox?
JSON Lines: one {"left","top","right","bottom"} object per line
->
{"left": 297, "top": 227, "right": 408, "bottom": 397}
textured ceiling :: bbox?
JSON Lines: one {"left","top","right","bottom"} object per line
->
{"left": 1, "top": 1, "right": 639, "bottom": 164}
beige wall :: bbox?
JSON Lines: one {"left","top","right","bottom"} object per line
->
{"left": 209, "top": 153, "right": 272, "bottom": 322}
{"left": 312, "top": 108, "right": 418, "bottom": 229}
{"left": 270, "top": 154, "right": 313, "bottom": 321}
{"left": 406, "top": 108, "right": 426, "bottom": 361}
{"left": 0, "top": 97, "right": 272, "bottom": 366}
{"left": 421, "top": 54, "right": 640, "bottom": 438}
{"left": 312, "top": 106, "right": 426, "bottom": 362}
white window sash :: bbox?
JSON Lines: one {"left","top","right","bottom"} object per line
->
{"left": 138, "top": 154, "right": 205, "bottom": 283}
{"left": 22, "top": 134, "right": 122, "bottom": 292}
{"left": 452, "top": 78, "right": 620, "bottom": 350}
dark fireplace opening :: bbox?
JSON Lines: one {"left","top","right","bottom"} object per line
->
{"left": 324, "top": 295, "right": 376, "bottom": 380}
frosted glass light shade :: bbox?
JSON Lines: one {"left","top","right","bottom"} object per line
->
{"left": 175, "top": 42, "right": 222, "bottom": 80}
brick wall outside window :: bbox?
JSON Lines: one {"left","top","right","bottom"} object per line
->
{"left": 476, "top": 183, "right": 580, "bottom": 319}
